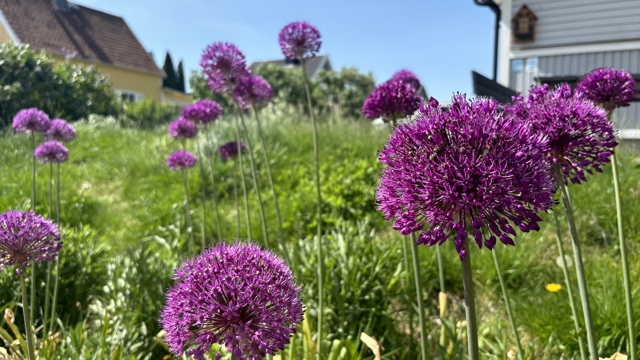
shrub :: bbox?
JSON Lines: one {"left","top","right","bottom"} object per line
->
{"left": 119, "top": 99, "right": 181, "bottom": 129}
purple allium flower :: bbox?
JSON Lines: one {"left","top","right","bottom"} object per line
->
{"left": 168, "top": 117, "right": 199, "bottom": 140}
{"left": 218, "top": 141, "right": 246, "bottom": 161}
{"left": 167, "top": 151, "right": 197, "bottom": 171}
{"left": 505, "top": 83, "right": 617, "bottom": 184}
{"left": 278, "top": 21, "right": 322, "bottom": 60}
{"left": 390, "top": 69, "right": 422, "bottom": 92}
{"left": 576, "top": 67, "right": 637, "bottom": 112}
{"left": 234, "top": 74, "right": 273, "bottom": 110}
{"left": 44, "top": 119, "right": 76, "bottom": 142}
{"left": 182, "top": 100, "right": 223, "bottom": 124}
{"left": 0, "top": 210, "right": 61, "bottom": 275}
{"left": 201, "top": 42, "right": 249, "bottom": 94}
{"left": 34, "top": 141, "right": 69, "bottom": 163}
{"left": 12, "top": 108, "right": 50, "bottom": 134}
{"left": 362, "top": 80, "right": 422, "bottom": 122}
{"left": 377, "top": 95, "right": 554, "bottom": 260}
{"left": 160, "top": 242, "right": 304, "bottom": 360}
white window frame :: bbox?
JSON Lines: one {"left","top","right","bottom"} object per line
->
{"left": 114, "top": 89, "right": 144, "bottom": 102}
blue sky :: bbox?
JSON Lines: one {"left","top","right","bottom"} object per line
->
{"left": 73, "top": 0, "right": 498, "bottom": 101}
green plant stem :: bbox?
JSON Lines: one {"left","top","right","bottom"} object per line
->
{"left": 233, "top": 159, "right": 240, "bottom": 239}
{"left": 234, "top": 103, "right": 268, "bottom": 247}
{"left": 461, "top": 239, "right": 479, "bottom": 360}
{"left": 401, "top": 236, "right": 414, "bottom": 344}
{"left": 409, "top": 233, "right": 428, "bottom": 360}
{"left": 491, "top": 248, "right": 524, "bottom": 359}
{"left": 233, "top": 110, "right": 252, "bottom": 240}
{"left": 253, "top": 108, "right": 291, "bottom": 263}
{"left": 43, "top": 163, "right": 53, "bottom": 335}
{"left": 553, "top": 208, "right": 587, "bottom": 360}
{"left": 49, "top": 163, "right": 61, "bottom": 335}
{"left": 30, "top": 133, "right": 36, "bottom": 323}
{"left": 436, "top": 245, "right": 445, "bottom": 292}
{"left": 195, "top": 135, "right": 207, "bottom": 248}
{"left": 611, "top": 152, "right": 637, "bottom": 359}
{"left": 181, "top": 169, "right": 194, "bottom": 254}
{"left": 301, "top": 58, "right": 324, "bottom": 360}
{"left": 204, "top": 123, "right": 223, "bottom": 242}
{"left": 554, "top": 165, "right": 598, "bottom": 360}
{"left": 20, "top": 271, "right": 36, "bottom": 360}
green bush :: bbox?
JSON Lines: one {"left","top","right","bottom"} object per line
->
{"left": 120, "top": 98, "right": 180, "bottom": 129}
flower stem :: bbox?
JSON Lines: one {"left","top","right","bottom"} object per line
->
{"left": 301, "top": 58, "right": 324, "bottom": 360}
{"left": 461, "top": 239, "right": 479, "bottom": 360}
{"left": 49, "top": 163, "right": 61, "bottom": 334}
{"left": 611, "top": 153, "right": 637, "bottom": 359}
{"left": 43, "top": 163, "right": 53, "bottom": 335}
{"left": 234, "top": 102, "right": 268, "bottom": 247}
{"left": 554, "top": 165, "right": 598, "bottom": 360}
{"left": 553, "top": 208, "right": 587, "bottom": 360}
{"left": 30, "top": 133, "right": 36, "bottom": 323}
{"left": 233, "top": 110, "right": 252, "bottom": 240}
{"left": 204, "top": 124, "right": 223, "bottom": 242}
{"left": 492, "top": 248, "right": 524, "bottom": 359}
{"left": 253, "top": 108, "right": 291, "bottom": 263}
{"left": 20, "top": 271, "right": 36, "bottom": 360}
{"left": 181, "top": 169, "right": 194, "bottom": 254}
{"left": 402, "top": 236, "right": 415, "bottom": 344}
{"left": 409, "top": 233, "right": 429, "bottom": 360}
{"left": 233, "top": 159, "right": 240, "bottom": 240}
{"left": 195, "top": 135, "right": 207, "bottom": 248}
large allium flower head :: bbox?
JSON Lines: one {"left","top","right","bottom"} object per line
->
{"left": 201, "top": 42, "right": 249, "bottom": 94}
{"left": 362, "top": 80, "right": 422, "bottom": 122}
{"left": 234, "top": 75, "right": 273, "bottom": 110}
{"left": 505, "top": 83, "right": 617, "bottom": 184}
{"left": 34, "top": 141, "right": 69, "bottom": 163}
{"left": 166, "top": 150, "right": 197, "bottom": 171}
{"left": 218, "top": 141, "right": 246, "bottom": 161}
{"left": 168, "top": 117, "right": 199, "bottom": 139}
{"left": 12, "top": 108, "right": 50, "bottom": 134}
{"left": 160, "top": 242, "right": 304, "bottom": 360}
{"left": 0, "top": 210, "right": 61, "bottom": 275}
{"left": 390, "top": 69, "right": 422, "bottom": 92}
{"left": 278, "top": 21, "right": 321, "bottom": 60}
{"left": 45, "top": 119, "right": 76, "bottom": 142}
{"left": 377, "top": 94, "right": 554, "bottom": 260}
{"left": 182, "top": 100, "right": 223, "bottom": 124}
{"left": 576, "top": 67, "right": 636, "bottom": 111}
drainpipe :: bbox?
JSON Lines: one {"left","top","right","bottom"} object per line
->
{"left": 473, "top": 0, "right": 501, "bottom": 81}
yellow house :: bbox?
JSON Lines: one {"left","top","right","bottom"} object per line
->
{"left": 0, "top": 0, "right": 188, "bottom": 104}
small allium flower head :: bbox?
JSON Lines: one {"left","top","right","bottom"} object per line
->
{"left": 168, "top": 117, "right": 199, "bottom": 139}
{"left": 182, "top": 100, "right": 223, "bottom": 124}
{"left": 390, "top": 69, "right": 422, "bottom": 92}
{"left": 201, "top": 42, "right": 249, "bottom": 94}
{"left": 505, "top": 83, "right": 617, "bottom": 184}
{"left": 576, "top": 67, "right": 636, "bottom": 111}
{"left": 278, "top": 21, "right": 322, "bottom": 60}
{"left": 166, "top": 151, "right": 197, "bottom": 171}
{"left": 0, "top": 210, "right": 61, "bottom": 275}
{"left": 219, "top": 141, "right": 246, "bottom": 161}
{"left": 160, "top": 242, "right": 304, "bottom": 360}
{"left": 362, "top": 80, "right": 422, "bottom": 122}
{"left": 12, "top": 108, "right": 50, "bottom": 134}
{"left": 234, "top": 75, "right": 273, "bottom": 110}
{"left": 34, "top": 141, "right": 68, "bottom": 163}
{"left": 45, "top": 119, "right": 76, "bottom": 142}
{"left": 377, "top": 95, "right": 554, "bottom": 260}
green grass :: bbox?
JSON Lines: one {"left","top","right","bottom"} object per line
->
{"left": 0, "top": 114, "right": 639, "bottom": 359}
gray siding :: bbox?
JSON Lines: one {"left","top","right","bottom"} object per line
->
{"left": 512, "top": 0, "right": 640, "bottom": 50}
{"left": 538, "top": 50, "right": 640, "bottom": 128}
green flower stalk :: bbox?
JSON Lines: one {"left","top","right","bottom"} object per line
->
{"left": 166, "top": 151, "right": 197, "bottom": 253}
{"left": 492, "top": 248, "right": 524, "bottom": 359}
{"left": 195, "top": 135, "right": 208, "bottom": 248}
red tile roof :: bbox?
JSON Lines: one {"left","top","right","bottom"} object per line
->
{"left": 0, "top": 0, "right": 162, "bottom": 75}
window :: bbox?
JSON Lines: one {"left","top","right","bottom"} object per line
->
{"left": 510, "top": 57, "right": 538, "bottom": 94}
{"left": 115, "top": 89, "right": 143, "bottom": 102}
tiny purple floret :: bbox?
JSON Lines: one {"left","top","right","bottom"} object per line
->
{"left": 35, "top": 141, "right": 69, "bottom": 163}
{"left": 45, "top": 119, "right": 76, "bottom": 142}
{"left": 201, "top": 42, "right": 249, "bottom": 94}
{"left": 278, "top": 21, "right": 322, "bottom": 60}
{"left": 182, "top": 100, "right": 223, "bottom": 124}
{"left": 168, "top": 117, "right": 199, "bottom": 140}
{"left": 160, "top": 242, "right": 304, "bottom": 360}
{"left": 362, "top": 80, "right": 422, "bottom": 122}
{"left": 12, "top": 108, "right": 50, "bottom": 134}
{"left": 0, "top": 210, "right": 61, "bottom": 275}
{"left": 576, "top": 67, "right": 637, "bottom": 112}
{"left": 234, "top": 75, "right": 273, "bottom": 110}
{"left": 167, "top": 150, "right": 197, "bottom": 171}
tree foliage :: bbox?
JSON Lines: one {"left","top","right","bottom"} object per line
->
{"left": 162, "top": 52, "right": 178, "bottom": 90}
{"left": 0, "top": 43, "right": 119, "bottom": 128}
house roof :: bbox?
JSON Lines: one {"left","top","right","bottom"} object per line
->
{"left": 0, "top": 0, "right": 162, "bottom": 76}
{"left": 249, "top": 55, "right": 332, "bottom": 80}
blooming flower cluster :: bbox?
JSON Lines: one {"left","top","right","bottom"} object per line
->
{"left": 234, "top": 75, "right": 273, "bottom": 110}
{"left": 201, "top": 42, "right": 249, "bottom": 94}
{"left": 45, "top": 119, "right": 76, "bottom": 142}
{"left": 576, "top": 67, "right": 637, "bottom": 111}
{"left": 390, "top": 69, "right": 422, "bottom": 92}
{"left": 505, "top": 84, "right": 617, "bottom": 184}
{"left": 12, "top": 108, "right": 50, "bottom": 134}
{"left": 161, "top": 242, "right": 303, "bottom": 360}
{"left": 377, "top": 95, "right": 554, "bottom": 260}
{"left": 168, "top": 117, "right": 199, "bottom": 140}
{"left": 35, "top": 141, "right": 69, "bottom": 163}
{"left": 278, "top": 21, "right": 322, "bottom": 60}
{"left": 182, "top": 100, "right": 223, "bottom": 124}
{"left": 0, "top": 211, "right": 61, "bottom": 275}
{"left": 362, "top": 80, "right": 422, "bottom": 122}
{"left": 166, "top": 150, "right": 197, "bottom": 171}
{"left": 218, "top": 141, "right": 246, "bottom": 161}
